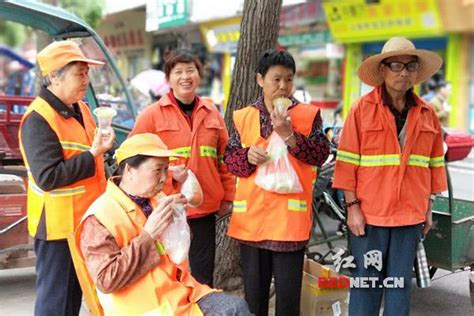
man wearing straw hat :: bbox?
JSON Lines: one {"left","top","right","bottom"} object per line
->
{"left": 19, "top": 40, "right": 115, "bottom": 315}
{"left": 333, "top": 37, "right": 447, "bottom": 315}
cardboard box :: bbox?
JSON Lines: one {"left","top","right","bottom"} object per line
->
{"left": 300, "top": 259, "right": 349, "bottom": 316}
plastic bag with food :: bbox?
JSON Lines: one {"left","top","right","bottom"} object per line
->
{"left": 255, "top": 132, "right": 303, "bottom": 194}
{"left": 181, "top": 169, "right": 203, "bottom": 207}
{"left": 169, "top": 166, "right": 203, "bottom": 208}
{"left": 160, "top": 202, "right": 190, "bottom": 265}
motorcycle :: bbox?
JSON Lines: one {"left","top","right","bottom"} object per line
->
{"left": 306, "top": 120, "right": 349, "bottom": 264}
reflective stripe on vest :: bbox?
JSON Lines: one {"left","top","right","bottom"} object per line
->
{"left": 337, "top": 150, "right": 444, "bottom": 169}
{"left": 336, "top": 150, "right": 361, "bottom": 165}
{"left": 200, "top": 146, "right": 217, "bottom": 158}
{"left": 407, "top": 154, "right": 430, "bottom": 167}
{"left": 60, "top": 141, "right": 90, "bottom": 152}
{"left": 233, "top": 200, "right": 247, "bottom": 213}
{"left": 360, "top": 154, "right": 400, "bottom": 166}
{"left": 429, "top": 156, "right": 445, "bottom": 168}
{"left": 29, "top": 182, "right": 86, "bottom": 197}
{"left": 169, "top": 146, "right": 191, "bottom": 161}
{"left": 288, "top": 199, "right": 307, "bottom": 212}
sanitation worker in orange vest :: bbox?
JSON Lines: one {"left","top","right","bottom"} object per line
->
{"left": 77, "top": 133, "right": 251, "bottom": 315}
{"left": 333, "top": 37, "right": 448, "bottom": 316}
{"left": 129, "top": 49, "right": 235, "bottom": 287}
{"left": 224, "top": 49, "right": 330, "bottom": 316}
{"left": 18, "top": 40, "right": 115, "bottom": 315}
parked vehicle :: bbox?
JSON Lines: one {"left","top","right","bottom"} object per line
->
{"left": 0, "top": 0, "right": 137, "bottom": 269}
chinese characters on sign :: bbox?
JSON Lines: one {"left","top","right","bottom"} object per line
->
{"left": 322, "top": 0, "right": 443, "bottom": 43}
{"left": 146, "top": 0, "right": 188, "bottom": 32}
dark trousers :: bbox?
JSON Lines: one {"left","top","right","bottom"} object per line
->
{"left": 349, "top": 224, "right": 422, "bottom": 316}
{"left": 34, "top": 238, "right": 82, "bottom": 316}
{"left": 188, "top": 213, "right": 216, "bottom": 286}
{"left": 240, "top": 243, "right": 305, "bottom": 316}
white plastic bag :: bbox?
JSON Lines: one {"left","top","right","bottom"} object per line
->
{"left": 160, "top": 203, "right": 190, "bottom": 265}
{"left": 181, "top": 170, "right": 203, "bottom": 207}
{"left": 169, "top": 166, "right": 203, "bottom": 207}
{"left": 255, "top": 132, "right": 303, "bottom": 194}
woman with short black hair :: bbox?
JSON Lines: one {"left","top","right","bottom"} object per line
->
{"left": 224, "top": 49, "right": 330, "bottom": 316}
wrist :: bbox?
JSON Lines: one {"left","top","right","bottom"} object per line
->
{"left": 283, "top": 131, "right": 295, "bottom": 143}
{"left": 89, "top": 148, "right": 99, "bottom": 158}
{"left": 344, "top": 199, "right": 360, "bottom": 210}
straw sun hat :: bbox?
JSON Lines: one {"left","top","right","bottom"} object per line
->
{"left": 358, "top": 37, "right": 443, "bottom": 87}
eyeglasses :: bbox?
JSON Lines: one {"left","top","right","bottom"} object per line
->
{"left": 382, "top": 61, "right": 420, "bottom": 72}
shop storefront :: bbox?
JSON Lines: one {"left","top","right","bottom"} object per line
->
{"left": 323, "top": 0, "right": 472, "bottom": 132}
{"left": 278, "top": 0, "right": 343, "bottom": 124}
{"left": 98, "top": 6, "right": 152, "bottom": 80}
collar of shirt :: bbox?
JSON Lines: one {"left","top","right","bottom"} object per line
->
{"left": 39, "top": 85, "right": 82, "bottom": 120}
{"left": 126, "top": 193, "right": 153, "bottom": 218}
{"left": 110, "top": 177, "right": 153, "bottom": 218}
{"left": 381, "top": 83, "right": 417, "bottom": 111}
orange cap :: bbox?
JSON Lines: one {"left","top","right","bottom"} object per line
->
{"left": 37, "top": 40, "right": 104, "bottom": 76}
{"left": 115, "top": 133, "right": 182, "bottom": 164}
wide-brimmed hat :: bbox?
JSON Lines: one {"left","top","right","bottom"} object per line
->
{"left": 115, "top": 133, "right": 181, "bottom": 164}
{"left": 37, "top": 40, "right": 104, "bottom": 76}
{"left": 358, "top": 37, "right": 442, "bottom": 86}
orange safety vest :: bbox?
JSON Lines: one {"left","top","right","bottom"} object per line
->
{"left": 227, "top": 104, "right": 319, "bottom": 242}
{"left": 333, "top": 86, "right": 447, "bottom": 226}
{"left": 73, "top": 179, "right": 212, "bottom": 316}
{"left": 19, "top": 97, "right": 106, "bottom": 240}
{"left": 129, "top": 93, "right": 235, "bottom": 218}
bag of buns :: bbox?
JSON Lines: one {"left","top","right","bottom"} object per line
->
{"left": 255, "top": 131, "right": 303, "bottom": 194}
{"left": 181, "top": 170, "right": 203, "bottom": 207}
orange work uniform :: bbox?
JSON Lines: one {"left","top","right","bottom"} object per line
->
{"left": 227, "top": 104, "right": 319, "bottom": 242}
{"left": 129, "top": 93, "right": 235, "bottom": 218}
{"left": 333, "top": 86, "right": 447, "bottom": 226}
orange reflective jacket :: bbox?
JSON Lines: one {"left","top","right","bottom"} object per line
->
{"left": 227, "top": 105, "right": 319, "bottom": 242}
{"left": 74, "top": 179, "right": 212, "bottom": 315}
{"left": 19, "top": 97, "right": 106, "bottom": 240}
{"left": 333, "top": 86, "right": 447, "bottom": 226}
{"left": 129, "top": 94, "right": 235, "bottom": 218}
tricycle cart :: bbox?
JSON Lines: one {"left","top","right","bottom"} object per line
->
{"left": 424, "top": 166, "right": 474, "bottom": 303}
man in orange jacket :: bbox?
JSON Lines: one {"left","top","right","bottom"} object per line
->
{"left": 333, "top": 37, "right": 447, "bottom": 316}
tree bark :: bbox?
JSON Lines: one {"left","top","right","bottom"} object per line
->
{"left": 214, "top": 0, "right": 282, "bottom": 292}
{"left": 224, "top": 0, "right": 283, "bottom": 127}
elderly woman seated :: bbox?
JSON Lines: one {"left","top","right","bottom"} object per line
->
{"left": 75, "top": 133, "right": 250, "bottom": 315}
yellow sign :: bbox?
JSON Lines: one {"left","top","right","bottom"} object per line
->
{"left": 323, "top": 0, "right": 444, "bottom": 43}
{"left": 199, "top": 17, "right": 242, "bottom": 53}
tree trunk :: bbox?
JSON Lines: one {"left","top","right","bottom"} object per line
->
{"left": 214, "top": 0, "right": 282, "bottom": 292}
{"left": 224, "top": 0, "right": 283, "bottom": 127}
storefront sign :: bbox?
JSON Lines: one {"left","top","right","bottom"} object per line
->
{"left": 280, "top": 0, "right": 325, "bottom": 26}
{"left": 200, "top": 17, "right": 241, "bottom": 53}
{"left": 323, "top": 0, "right": 443, "bottom": 43}
{"left": 278, "top": 31, "right": 331, "bottom": 47}
{"left": 146, "top": 0, "right": 188, "bottom": 31}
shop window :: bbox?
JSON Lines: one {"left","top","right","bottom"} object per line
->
{"left": 77, "top": 37, "right": 135, "bottom": 129}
